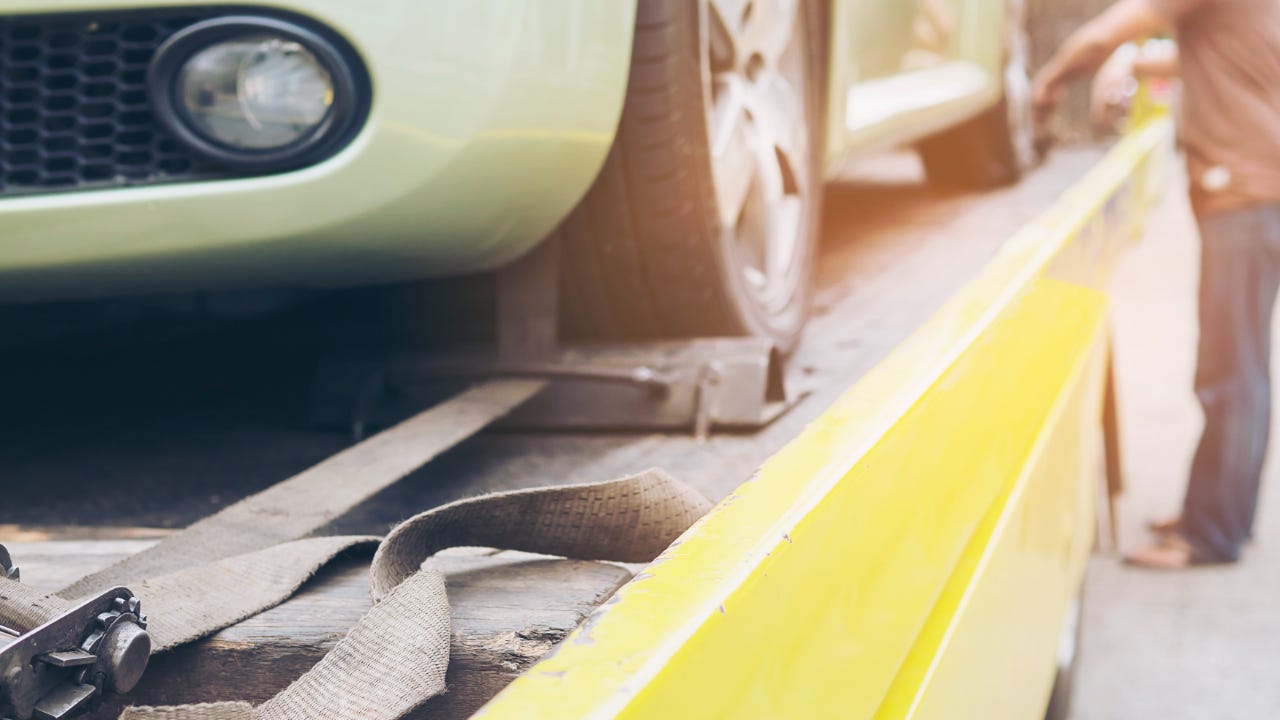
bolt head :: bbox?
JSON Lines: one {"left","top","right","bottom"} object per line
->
{"left": 98, "top": 622, "right": 151, "bottom": 693}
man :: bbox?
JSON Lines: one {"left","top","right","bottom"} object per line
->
{"left": 1034, "top": 0, "right": 1280, "bottom": 568}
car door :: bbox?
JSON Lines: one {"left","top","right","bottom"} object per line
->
{"left": 824, "top": 0, "right": 1008, "bottom": 176}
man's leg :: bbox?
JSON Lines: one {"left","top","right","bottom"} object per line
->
{"left": 1181, "top": 205, "right": 1280, "bottom": 562}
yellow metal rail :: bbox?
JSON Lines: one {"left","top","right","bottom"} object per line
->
{"left": 477, "top": 117, "right": 1175, "bottom": 719}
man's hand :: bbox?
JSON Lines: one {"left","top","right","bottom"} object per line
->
{"left": 1031, "top": 0, "right": 1170, "bottom": 125}
{"left": 1032, "top": 68, "right": 1066, "bottom": 124}
{"left": 1091, "top": 45, "right": 1141, "bottom": 129}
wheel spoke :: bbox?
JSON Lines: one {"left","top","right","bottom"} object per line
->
{"left": 752, "top": 67, "right": 807, "bottom": 201}
{"left": 710, "top": 70, "right": 806, "bottom": 242}
{"left": 709, "top": 0, "right": 800, "bottom": 69}
{"left": 765, "top": 196, "right": 803, "bottom": 283}
{"left": 709, "top": 75, "right": 760, "bottom": 228}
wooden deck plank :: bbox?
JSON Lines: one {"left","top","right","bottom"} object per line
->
{"left": 8, "top": 540, "right": 631, "bottom": 720}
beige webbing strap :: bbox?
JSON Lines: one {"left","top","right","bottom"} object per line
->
{"left": 115, "top": 470, "right": 710, "bottom": 720}
{"left": 133, "top": 537, "right": 379, "bottom": 651}
{"left": 60, "top": 380, "right": 544, "bottom": 601}
{"left": 0, "top": 577, "right": 73, "bottom": 632}
{"left": 123, "top": 572, "right": 453, "bottom": 720}
{"left": 371, "top": 469, "right": 713, "bottom": 599}
{"left": 0, "top": 538, "right": 378, "bottom": 653}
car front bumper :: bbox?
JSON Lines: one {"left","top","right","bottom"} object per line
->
{"left": 0, "top": 0, "right": 635, "bottom": 302}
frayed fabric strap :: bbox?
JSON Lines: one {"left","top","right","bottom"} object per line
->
{"left": 0, "top": 377, "right": 710, "bottom": 720}
{"left": 109, "top": 470, "right": 710, "bottom": 720}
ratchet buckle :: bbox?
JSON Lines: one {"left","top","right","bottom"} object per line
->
{"left": 0, "top": 545, "right": 151, "bottom": 720}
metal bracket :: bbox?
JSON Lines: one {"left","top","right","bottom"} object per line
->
{"left": 313, "top": 337, "right": 805, "bottom": 440}
{"left": 0, "top": 551, "right": 151, "bottom": 720}
{"left": 312, "top": 237, "right": 805, "bottom": 438}
{"left": 0, "top": 546, "right": 18, "bottom": 582}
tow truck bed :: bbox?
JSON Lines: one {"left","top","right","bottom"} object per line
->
{"left": 4, "top": 132, "right": 1165, "bottom": 719}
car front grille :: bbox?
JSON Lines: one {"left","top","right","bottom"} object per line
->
{"left": 0, "top": 10, "right": 234, "bottom": 198}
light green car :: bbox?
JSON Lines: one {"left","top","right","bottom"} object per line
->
{"left": 0, "top": 0, "right": 1034, "bottom": 346}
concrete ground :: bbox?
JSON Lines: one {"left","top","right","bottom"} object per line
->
{"left": 1073, "top": 179, "right": 1280, "bottom": 718}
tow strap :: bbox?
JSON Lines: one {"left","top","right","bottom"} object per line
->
{"left": 0, "top": 380, "right": 713, "bottom": 720}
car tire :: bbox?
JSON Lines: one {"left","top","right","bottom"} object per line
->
{"left": 917, "top": 2, "right": 1037, "bottom": 189}
{"left": 1044, "top": 589, "right": 1085, "bottom": 720}
{"left": 557, "top": 0, "right": 827, "bottom": 351}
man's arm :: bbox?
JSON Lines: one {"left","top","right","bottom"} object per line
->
{"left": 1033, "top": 0, "right": 1173, "bottom": 114}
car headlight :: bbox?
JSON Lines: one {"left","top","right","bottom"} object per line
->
{"left": 150, "top": 16, "right": 367, "bottom": 172}
{"left": 178, "top": 36, "right": 334, "bottom": 150}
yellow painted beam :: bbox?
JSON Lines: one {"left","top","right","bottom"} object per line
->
{"left": 874, "top": 288, "right": 1108, "bottom": 720}
{"left": 476, "top": 118, "right": 1174, "bottom": 720}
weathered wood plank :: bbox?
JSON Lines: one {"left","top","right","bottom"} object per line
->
{"left": 7, "top": 540, "right": 631, "bottom": 720}
{"left": 0, "top": 525, "right": 172, "bottom": 542}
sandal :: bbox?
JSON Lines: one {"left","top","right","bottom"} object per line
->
{"left": 1124, "top": 532, "right": 1195, "bottom": 569}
